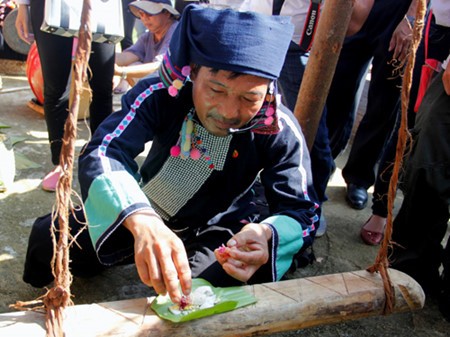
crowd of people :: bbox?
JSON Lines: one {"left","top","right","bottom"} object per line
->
{"left": 11, "top": 0, "right": 450, "bottom": 322}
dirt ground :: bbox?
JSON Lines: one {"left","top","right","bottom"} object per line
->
{"left": 0, "top": 70, "right": 449, "bottom": 337}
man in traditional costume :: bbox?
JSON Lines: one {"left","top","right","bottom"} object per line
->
{"left": 23, "top": 4, "right": 320, "bottom": 304}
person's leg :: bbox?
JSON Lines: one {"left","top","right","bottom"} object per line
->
{"left": 341, "top": 46, "right": 401, "bottom": 191}
{"left": 278, "top": 47, "right": 333, "bottom": 236}
{"left": 30, "top": 0, "right": 72, "bottom": 166}
{"left": 370, "top": 124, "right": 398, "bottom": 220}
{"left": 88, "top": 41, "right": 115, "bottom": 133}
{"left": 326, "top": 37, "right": 372, "bottom": 159}
{"left": 120, "top": 0, "right": 136, "bottom": 51}
{"left": 277, "top": 45, "right": 305, "bottom": 112}
{"left": 310, "top": 107, "right": 334, "bottom": 205}
{"left": 23, "top": 208, "right": 106, "bottom": 288}
{"left": 361, "top": 13, "right": 434, "bottom": 243}
{"left": 389, "top": 169, "right": 448, "bottom": 295}
{"left": 360, "top": 110, "right": 399, "bottom": 245}
{"left": 341, "top": 0, "right": 418, "bottom": 191}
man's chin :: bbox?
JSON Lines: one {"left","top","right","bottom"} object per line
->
{"left": 205, "top": 124, "right": 232, "bottom": 137}
{"left": 209, "top": 129, "right": 230, "bottom": 137}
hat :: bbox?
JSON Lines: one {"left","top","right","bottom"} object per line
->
{"left": 159, "top": 4, "right": 294, "bottom": 86}
{"left": 158, "top": 4, "right": 294, "bottom": 134}
{"left": 129, "top": 0, "right": 180, "bottom": 19}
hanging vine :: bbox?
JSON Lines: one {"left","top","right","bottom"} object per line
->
{"left": 367, "top": 0, "right": 427, "bottom": 315}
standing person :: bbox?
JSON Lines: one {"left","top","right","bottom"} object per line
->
{"left": 389, "top": 54, "right": 450, "bottom": 320}
{"left": 22, "top": 4, "right": 320, "bottom": 303}
{"left": 361, "top": 0, "right": 450, "bottom": 245}
{"left": 113, "top": 0, "right": 179, "bottom": 94}
{"left": 15, "top": 0, "right": 115, "bottom": 192}
{"left": 325, "top": 0, "right": 418, "bottom": 210}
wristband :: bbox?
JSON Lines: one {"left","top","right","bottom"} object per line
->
{"left": 405, "top": 15, "right": 415, "bottom": 27}
{"left": 121, "top": 69, "right": 127, "bottom": 80}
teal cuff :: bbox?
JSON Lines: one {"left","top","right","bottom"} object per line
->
{"left": 85, "top": 171, "right": 150, "bottom": 246}
{"left": 262, "top": 215, "right": 304, "bottom": 280}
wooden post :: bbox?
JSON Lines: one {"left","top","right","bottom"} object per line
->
{"left": 294, "top": 0, "right": 354, "bottom": 151}
{"left": 0, "top": 269, "right": 425, "bottom": 337}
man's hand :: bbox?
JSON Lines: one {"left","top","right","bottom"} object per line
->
{"left": 443, "top": 64, "right": 450, "bottom": 95}
{"left": 15, "top": 5, "right": 34, "bottom": 44}
{"left": 214, "top": 223, "right": 272, "bottom": 282}
{"left": 388, "top": 17, "right": 413, "bottom": 65}
{"left": 123, "top": 212, "right": 192, "bottom": 303}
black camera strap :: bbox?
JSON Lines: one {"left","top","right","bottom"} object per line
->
{"left": 299, "top": 0, "right": 322, "bottom": 52}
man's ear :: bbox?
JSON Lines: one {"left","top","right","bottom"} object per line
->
{"left": 189, "top": 63, "right": 199, "bottom": 81}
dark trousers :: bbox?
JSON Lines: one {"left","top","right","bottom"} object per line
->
{"left": 389, "top": 72, "right": 450, "bottom": 293}
{"left": 326, "top": 0, "right": 411, "bottom": 189}
{"left": 23, "top": 208, "right": 270, "bottom": 288}
{"left": 278, "top": 46, "right": 334, "bottom": 204}
{"left": 371, "top": 16, "right": 450, "bottom": 217}
{"left": 30, "top": 0, "right": 115, "bottom": 165}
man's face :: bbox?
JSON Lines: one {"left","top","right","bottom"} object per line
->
{"left": 191, "top": 67, "right": 270, "bottom": 137}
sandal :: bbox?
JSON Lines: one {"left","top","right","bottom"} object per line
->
{"left": 41, "top": 166, "right": 62, "bottom": 192}
{"left": 113, "top": 79, "right": 129, "bottom": 95}
{"left": 360, "top": 227, "right": 383, "bottom": 246}
{"left": 360, "top": 215, "right": 385, "bottom": 246}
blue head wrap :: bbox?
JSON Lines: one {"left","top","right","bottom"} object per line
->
{"left": 159, "top": 4, "right": 294, "bottom": 135}
{"left": 159, "top": 4, "right": 294, "bottom": 87}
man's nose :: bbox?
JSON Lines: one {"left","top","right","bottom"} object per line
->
{"left": 217, "top": 97, "right": 240, "bottom": 120}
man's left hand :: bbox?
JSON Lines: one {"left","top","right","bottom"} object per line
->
{"left": 214, "top": 223, "right": 272, "bottom": 282}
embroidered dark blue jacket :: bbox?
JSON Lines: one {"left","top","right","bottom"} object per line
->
{"left": 78, "top": 77, "right": 320, "bottom": 281}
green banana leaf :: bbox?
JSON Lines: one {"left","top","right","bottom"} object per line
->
{"left": 151, "top": 278, "right": 257, "bottom": 323}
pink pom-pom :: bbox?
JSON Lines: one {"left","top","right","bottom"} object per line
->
{"left": 264, "top": 116, "right": 274, "bottom": 125}
{"left": 170, "top": 145, "right": 181, "bottom": 157}
{"left": 190, "top": 148, "right": 201, "bottom": 160}
{"left": 181, "top": 65, "right": 191, "bottom": 77}
{"left": 265, "top": 106, "right": 275, "bottom": 116}
{"left": 168, "top": 86, "right": 178, "bottom": 97}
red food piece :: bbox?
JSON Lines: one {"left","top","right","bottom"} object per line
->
{"left": 179, "top": 295, "right": 191, "bottom": 310}
{"left": 217, "top": 244, "right": 230, "bottom": 258}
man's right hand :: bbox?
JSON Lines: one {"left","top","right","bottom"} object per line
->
{"left": 123, "top": 211, "right": 192, "bottom": 303}
{"left": 15, "top": 5, "right": 34, "bottom": 44}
